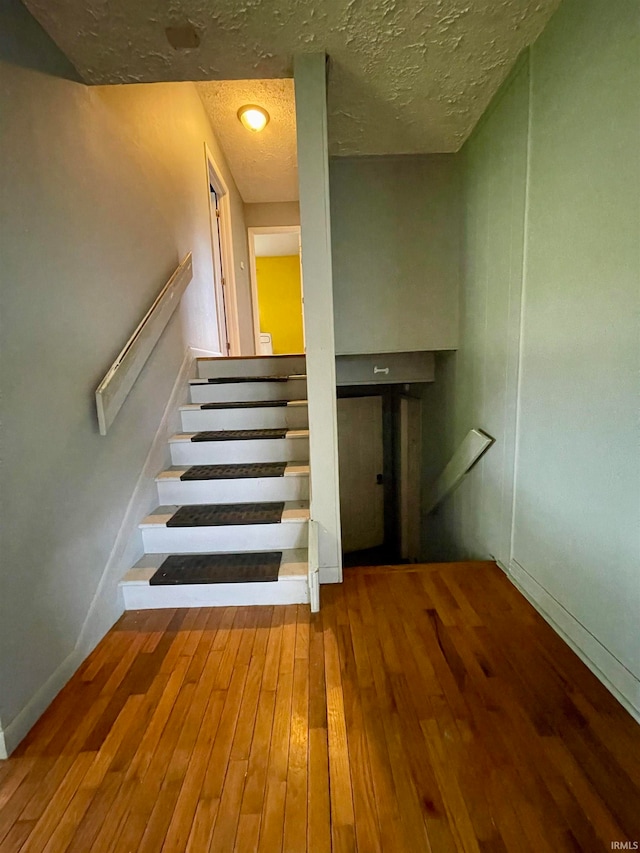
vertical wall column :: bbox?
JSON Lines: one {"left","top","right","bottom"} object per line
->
{"left": 294, "top": 53, "right": 342, "bottom": 583}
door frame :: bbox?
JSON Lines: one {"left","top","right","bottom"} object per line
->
{"left": 399, "top": 394, "right": 422, "bottom": 561}
{"left": 247, "top": 225, "right": 302, "bottom": 354}
{"left": 204, "top": 143, "right": 241, "bottom": 356}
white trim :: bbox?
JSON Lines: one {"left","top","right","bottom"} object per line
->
{"left": 1, "top": 347, "right": 196, "bottom": 756}
{"left": 294, "top": 53, "right": 343, "bottom": 583}
{"left": 204, "top": 143, "right": 241, "bottom": 356}
{"left": 248, "top": 230, "right": 261, "bottom": 352}
{"left": 247, "top": 226, "right": 302, "bottom": 355}
{"left": 3, "top": 645, "right": 85, "bottom": 757}
{"left": 0, "top": 726, "right": 6, "bottom": 761}
{"left": 319, "top": 565, "right": 341, "bottom": 584}
{"left": 499, "top": 558, "right": 640, "bottom": 724}
{"left": 308, "top": 519, "right": 320, "bottom": 611}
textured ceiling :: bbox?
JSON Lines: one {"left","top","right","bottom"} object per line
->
{"left": 23, "top": 0, "right": 561, "bottom": 155}
{"left": 196, "top": 79, "right": 298, "bottom": 203}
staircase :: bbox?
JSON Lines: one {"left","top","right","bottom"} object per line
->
{"left": 120, "top": 354, "right": 311, "bottom": 608}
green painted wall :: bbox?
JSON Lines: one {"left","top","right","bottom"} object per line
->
{"left": 430, "top": 56, "right": 529, "bottom": 568}
{"left": 513, "top": 0, "right": 639, "bottom": 686}
{"left": 437, "top": 0, "right": 639, "bottom": 714}
{"left": 330, "top": 155, "right": 461, "bottom": 355}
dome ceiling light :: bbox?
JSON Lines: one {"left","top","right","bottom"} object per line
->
{"left": 237, "top": 104, "right": 270, "bottom": 132}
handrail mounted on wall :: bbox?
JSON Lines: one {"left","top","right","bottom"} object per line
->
{"left": 426, "top": 428, "right": 494, "bottom": 514}
{"left": 95, "top": 253, "right": 193, "bottom": 435}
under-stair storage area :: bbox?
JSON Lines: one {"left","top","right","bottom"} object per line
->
{"left": 330, "top": 153, "right": 462, "bottom": 567}
{"left": 336, "top": 379, "right": 425, "bottom": 567}
{"left": 120, "top": 354, "right": 312, "bottom": 609}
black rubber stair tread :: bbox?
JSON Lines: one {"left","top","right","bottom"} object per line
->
{"left": 180, "top": 463, "right": 286, "bottom": 480}
{"left": 150, "top": 552, "right": 282, "bottom": 585}
{"left": 190, "top": 428, "right": 287, "bottom": 442}
{"left": 199, "top": 400, "right": 289, "bottom": 410}
{"left": 202, "top": 375, "right": 290, "bottom": 384}
{"left": 166, "top": 502, "right": 284, "bottom": 527}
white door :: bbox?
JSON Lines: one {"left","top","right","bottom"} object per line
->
{"left": 337, "top": 396, "right": 384, "bottom": 553}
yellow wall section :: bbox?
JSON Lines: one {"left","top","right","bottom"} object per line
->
{"left": 255, "top": 255, "right": 304, "bottom": 354}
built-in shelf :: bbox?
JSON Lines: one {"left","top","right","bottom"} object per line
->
{"left": 335, "top": 351, "right": 435, "bottom": 386}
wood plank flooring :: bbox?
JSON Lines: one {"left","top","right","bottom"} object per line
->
{"left": 1, "top": 562, "right": 639, "bottom": 852}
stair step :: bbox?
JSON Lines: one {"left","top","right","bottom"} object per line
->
{"left": 169, "top": 430, "right": 309, "bottom": 465}
{"left": 167, "top": 501, "right": 286, "bottom": 527}
{"left": 124, "top": 355, "right": 311, "bottom": 610}
{"left": 191, "top": 428, "right": 286, "bottom": 441}
{"left": 180, "top": 401, "right": 308, "bottom": 432}
{"left": 190, "top": 375, "right": 292, "bottom": 385}
{"left": 158, "top": 462, "right": 308, "bottom": 480}
{"left": 189, "top": 375, "right": 306, "bottom": 386}
{"left": 140, "top": 501, "right": 309, "bottom": 553}
{"left": 197, "top": 354, "right": 306, "bottom": 380}
{"left": 120, "top": 549, "right": 309, "bottom": 608}
{"left": 141, "top": 501, "right": 308, "bottom": 527}
{"left": 156, "top": 463, "right": 309, "bottom": 504}
{"left": 171, "top": 462, "right": 286, "bottom": 479}
{"left": 198, "top": 400, "right": 290, "bottom": 409}
{"left": 189, "top": 376, "right": 307, "bottom": 404}
{"left": 150, "top": 551, "right": 282, "bottom": 584}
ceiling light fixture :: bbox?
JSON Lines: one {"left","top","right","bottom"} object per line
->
{"left": 237, "top": 104, "right": 270, "bottom": 132}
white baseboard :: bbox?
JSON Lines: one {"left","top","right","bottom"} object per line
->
{"left": 75, "top": 345, "right": 197, "bottom": 651}
{"left": 499, "top": 558, "right": 640, "bottom": 725}
{"left": 2, "top": 646, "right": 86, "bottom": 756}
{"left": 1, "top": 346, "right": 197, "bottom": 757}
{"left": 0, "top": 727, "right": 6, "bottom": 761}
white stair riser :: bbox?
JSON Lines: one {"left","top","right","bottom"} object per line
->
{"left": 197, "top": 356, "right": 305, "bottom": 379}
{"left": 190, "top": 379, "right": 307, "bottom": 404}
{"left": 170, "top": 437, "right": 309, "bottom": 466}
{"left": 121, "top": 578, "right": 309, "bottom": 609}
{"left": 141, "top": 522, "right": 308, "bottom": 554}
{"left": 180, "top": 406, "right": 308, "bottom": 432}
{"left": 157, "top": 476, "right": 309, "bottom": 505}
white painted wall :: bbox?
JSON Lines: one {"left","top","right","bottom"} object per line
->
{"left": 244, "top": 201, "right": 301, "bottom": 228}
{"left": 294, "top": 54, "right": 342, "bottom": 583}
{"left": 436, "top": 0, "right": 640, "bottom": 719}
{"left": 93, "top": 83, "right": 252, "bottom": 357}
{"left": 254, "top": 231, "right": 300, "bottom": 257}
{"left": 329, "top": 155, "right": 461, "bottom": 355}
{"left": 0, "top": 0, "right": 250, "bottom": 753}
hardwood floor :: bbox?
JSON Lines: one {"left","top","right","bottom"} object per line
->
{"left": 1, "top": 562, "right": 639, "bottom": 852}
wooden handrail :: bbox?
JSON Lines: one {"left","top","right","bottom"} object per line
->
{"left": 426, "top": 428, "right": 494, "bottom": 513}
{"left": 95, "top": 253, "right": 193, "bottom": 435}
